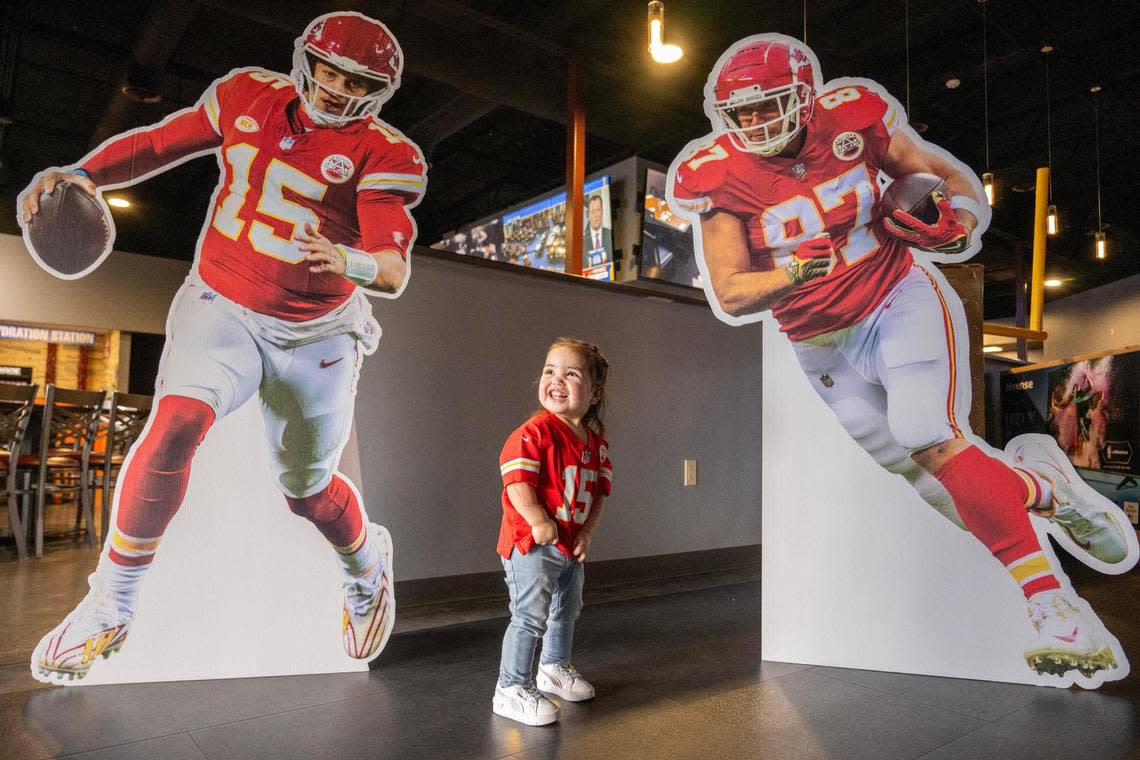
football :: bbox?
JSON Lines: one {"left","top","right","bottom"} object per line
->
{"left": 879, "top": 172, "right": 949, "bottom": 225}
{"left": 24, "top": 181, "right": 113, "bottom": 279}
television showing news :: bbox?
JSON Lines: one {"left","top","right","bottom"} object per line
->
{"left": 433, "top": 177, "right": 613, "bottom": 279}
{"left": 432, "top": 218, "right": 505, "bottom": 261}
{"left": 503, "top": 176, "right": 613, "bottom": 278}
{"left": 641, "top": 168, "right": 702, "bottom": 289}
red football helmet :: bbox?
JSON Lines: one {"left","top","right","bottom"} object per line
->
{"left": 708, "top": 38, "right": 817, "bottom": 156}
{"left": 292, "top": 12, "right": 403, "bottom": 126}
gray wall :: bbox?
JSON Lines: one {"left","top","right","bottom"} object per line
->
{"left": 1040, "top": 272, "right": 1140, "bottom": 361}
{"left": 353, "top": 253, "right": 764, "bottom": 580}
{"left": 0, "top": 233, "right": 188, "bottom": 334}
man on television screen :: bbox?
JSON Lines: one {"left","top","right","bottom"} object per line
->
{"left": 584, "top": 194, "right": 614, "bottom": 265}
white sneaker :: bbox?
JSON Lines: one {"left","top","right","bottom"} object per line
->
{"left": 1007, "top": 434, "right": 1137, "bottom": 571}
{"left": 1024, "top": 589, "right": 1117, "bottom": 678}
{"left": 493, "top": 683, "right": 560, "bottom": 726}
{"left": 342, "top": 524, "right": 395, "bottom": 660}
{"left": 537, "top": 662, "right": 595, "bottom": 701}
{"left": 31, "top": 573, "right": 132, "bottom": 684}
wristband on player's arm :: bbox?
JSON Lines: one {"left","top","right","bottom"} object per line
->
{"left": 335, "top": 244, "right": 379, "bottom": 286}
{"left": 71, "top": 168, "right": 91, "bottom": 179}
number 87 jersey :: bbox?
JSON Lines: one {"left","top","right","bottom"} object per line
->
{"left": 77, "top": 67, "right": 426, "bottom": 321}
{"left": 671, "top": 84, "right": 912, "bottom": 342}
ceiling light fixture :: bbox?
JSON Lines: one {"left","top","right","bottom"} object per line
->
{"left": 647, "top": 2, "right": 682, "bottom": 64}
{"left": 1043, "top": 278, "right": 1062, "bottom": 287}
{"left": 1043, "top": 46, "right": 1059, "bottom": 235}
{"left": 945, "top": 77, "right": 961, "bottom": 90}
{"left": 979, "top": 0, "right": 995, "bottom": 205}
{"left": 1091, "top": 85, "right": 1106, "bottom": 259}
{"left": 107, "top": 197, "right": 131, "bottom": 208}
{"left": 982, "top": 345, "right": 1003, "bottom": 353}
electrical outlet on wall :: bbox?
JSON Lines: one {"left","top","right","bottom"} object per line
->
{"left": 683, "top": 458, "right": 697, "bottom": 486}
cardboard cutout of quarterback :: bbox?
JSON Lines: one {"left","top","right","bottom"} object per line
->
{"left": 17, "top": 12, "right": 423, "bottom": 684}
{"left": 666, "top": 34, "right": 1138, "bottom": 688}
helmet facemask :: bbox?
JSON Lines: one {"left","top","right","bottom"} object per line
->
{"left": 293, "top": 49, "right": 394, "bottom": 127}
{"left": 716, "top": 81, "right": 813, "bottom": 156}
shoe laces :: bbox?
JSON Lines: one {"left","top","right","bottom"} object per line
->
{"left": 344, "top": 565, "right": 383, "bottom": 616}
{"left": 547, "top": 663, "right": 577, "bottom": 680}
{"left": 77, "top": 575, "right": 124, "bottom": 626}
{"left": 1028, "top": 592, "right": 1076, "bottom": 631}
{"left": 1053, "top": 504, "right": 1095, "bottom": 536}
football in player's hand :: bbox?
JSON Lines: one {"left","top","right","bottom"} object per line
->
{"left": 24, "top": 182, "right": 113, "bottom": 279}
{"left": 879, "top": 173, "right": 949, "bottom": 225}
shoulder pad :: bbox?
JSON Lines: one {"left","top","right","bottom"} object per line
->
{"left": 673, "top": 135, "right": 733, "bottom": 199}
{"left": 815, "top": 84, "right": 888, "bottom": 131}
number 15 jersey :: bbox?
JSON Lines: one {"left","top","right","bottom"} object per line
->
{"left": 671, "top": 84, "right": 911, "bottom": 341}
{"left": 498, "top": 411, "right": 613, "bottom": 559}
{"left": 79, "top": 67, "right": 426, "bottom": 321}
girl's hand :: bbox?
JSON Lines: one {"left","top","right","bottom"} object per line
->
{"left": 532, "top": 519, "right": 558, "bottom": 546}
{"left": 573, "top": 531, "right": 592, "bottom": 563}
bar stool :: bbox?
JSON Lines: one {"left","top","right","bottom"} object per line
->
{"left": 89, "top": 391, "right": 153, "bottom": 544}
{"left": 0, "top": 383, "right": 38, "bottom": 560}
{"left": 24, "top": 385, "right": 106, "bottom": 557}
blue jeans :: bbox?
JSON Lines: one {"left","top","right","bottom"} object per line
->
{"left": 498, "top": 544, "right": 584, "bottom": 687}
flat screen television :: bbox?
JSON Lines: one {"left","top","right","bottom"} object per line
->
{"left": 640, "top": 168, "right": 702, "bottom": 289}
{"left": 433, "top": 177, "right": 613, "bottom": 279}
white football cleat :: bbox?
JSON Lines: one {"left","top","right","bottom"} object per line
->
{"left": 537, "top": 662, "right": 595, "bottom": 702}
{"left": 493, "top": 683, "right": 560, "bottom": 726}
{"left": 1007, "top": 434, "right": 1138, "bottom": 572}
{"left": 31, "top": 573, "right": 132, "bottom": 684}
{"left": 1024, "top": 589, "right": 1117, "bottom": 678}
{"left": 342, "top": 523, "right": 395, "bottom": 660}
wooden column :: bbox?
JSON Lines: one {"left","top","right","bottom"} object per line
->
{"left": 565, "top": 58, "right": 586, "bottom": 276}
{"left": 45, "top": 343, "right": 58, "bottom": 387}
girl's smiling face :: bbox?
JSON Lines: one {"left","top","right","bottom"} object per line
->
{"left": 538, "top": 345, "right": 597, "bottom": 425}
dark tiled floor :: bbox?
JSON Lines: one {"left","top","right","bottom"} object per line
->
{"left": 1, "top": 545, "right": 1138, "bottom": 759}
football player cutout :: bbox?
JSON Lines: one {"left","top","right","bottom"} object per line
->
{"left": 17, "top": 12, "right": 425, "bottom": 683}
{"left": 666, "top": 34, "right": 1138, "bottom": 686}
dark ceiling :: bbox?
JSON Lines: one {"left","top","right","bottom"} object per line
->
{"left": 2, "top": 0, "right": 1138, "bottom": 319}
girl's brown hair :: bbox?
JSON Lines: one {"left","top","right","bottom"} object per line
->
{"left": 549, "top": 338, "right": 610, "bottom": 436}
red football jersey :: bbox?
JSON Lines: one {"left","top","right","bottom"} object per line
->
{"left": 81, "top": 67, "right": 426, "bottom": 321}
{"left": 498, "top": 411, "right": 613, "bottom": 559}
{"left": 672, "top": 84, "right": 912, "bottom": 341}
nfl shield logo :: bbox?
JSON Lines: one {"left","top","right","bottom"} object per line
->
{"left": 792, "top": 163, "right": 807, "bottom": 180}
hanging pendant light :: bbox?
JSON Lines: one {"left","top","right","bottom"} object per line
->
{"left": 647, "top": 2, "right": 683, "bottom": 64}
{"left": 1042, "top": 46, "right": 1059, "bottom": 235}
{"left": 1091, "top": 85, "right": 1106, "bottom": 259}
{"left": 979, "top": 0, "right": 995, "bottom": 205}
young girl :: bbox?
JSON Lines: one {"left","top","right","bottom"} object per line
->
{"left": 492, "top": 338, "right": 612, "bottom": 726}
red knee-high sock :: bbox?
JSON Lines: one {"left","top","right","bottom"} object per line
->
{"left": 934, "top": 446, "right": 1061, "bottom": 599}
{"left": 108, "top": 395, "right": 215, "bottom": 568}
{"left": 285, "top": 474, "right": 364, "bottom": 549}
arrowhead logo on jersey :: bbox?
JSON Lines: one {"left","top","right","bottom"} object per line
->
{"left": 321, "top": 154, "right": 355, "bottom": 184}
{"left": 832, "top": 131, "right": 864, "bottom": 161}
{"left": 599, "top": 444, "right": 608, "bottom": 462}
{"left": 235, "top": 115, "right": 260, "bottom": 133}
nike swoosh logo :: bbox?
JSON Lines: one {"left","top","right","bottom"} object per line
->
{"left": 319, "top": 358, "right": 345, "bottom": 369}
{"left": 1055, "top": 628, "right": 1080, "bottom": 644}
{"left": 521, "top": 435, "right": 531, "bottom": 442}
{"left": 412, "top": 155, "right": 423, "bottom": 165}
